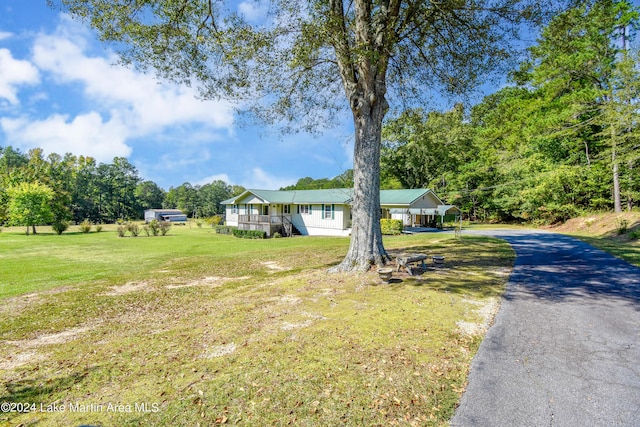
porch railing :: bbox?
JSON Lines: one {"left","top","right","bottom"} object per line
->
{"left": 238, "top": 214, "right": 292, "bottom": 224}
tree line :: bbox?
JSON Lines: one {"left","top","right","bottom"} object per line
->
{"left": 380, "top": 0, "right": 640, "bottom": 224}
{"left": 0, "top": 147, "right": 244, "bottom": 231}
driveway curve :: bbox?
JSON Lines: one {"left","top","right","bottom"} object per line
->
{"left": 451, "top": 229, "right": 640, "bottom": 426}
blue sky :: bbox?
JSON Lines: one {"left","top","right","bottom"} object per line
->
{"left": 0, "top": 1, "right": 356, "bottom": 190}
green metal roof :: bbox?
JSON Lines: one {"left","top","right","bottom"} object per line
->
{"left": 380, "top": 189, "right": 440, "bottom": 205}
{"left": 222, "top": 188, "right": 439, "bottom": 206}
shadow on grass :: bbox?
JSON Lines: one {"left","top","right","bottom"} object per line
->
{"left": 1, "top": 367, "right": 98, "bottom": 409}
{"left": 383, "top": 237, "right": 513, "bottom": 299}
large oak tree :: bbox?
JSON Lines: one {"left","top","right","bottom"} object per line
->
{"left": 53, "top": 0, "right": 557, "bottom": 271}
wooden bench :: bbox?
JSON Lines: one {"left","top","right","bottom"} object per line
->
{"left": 396, "top": 253, "right": 428, "bottom": 275}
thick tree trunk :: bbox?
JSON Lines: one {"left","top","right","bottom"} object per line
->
{"left": 331, "top": 91, "right": 390, "bottom": 272}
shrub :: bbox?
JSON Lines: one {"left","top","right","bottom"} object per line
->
{"left": 616, "top": 219, "right": 629, "bottom": 235}
{"left": 196, "top": 220, "right": 203, "bottom": 228}
{"left": 127, "top": 222, "right": 140, "bottom": 237}
{"left": 117, "top": 223, "right": 127, "bottom": 237}
{"left": 148, "top": 219, "right": 161, "bottom": 236}
{"left": 52, "top": 220, "right": 69, "bottom": 235}
{"left": 232, "top": 229, "right": 266, "bottom": 239}
{"left": 95, "top": 224, "right": 103, "bottom": 233}
{"left": 215, "top": 225, "right": 237, "bottom": 235}
{"left": 629, "top": 229, "right": 640, "bottom": 240}
{"left": 206, "top": 215, "right": 223, "bottom": 227}
{"left": 159, "top": 220, "right": 171, "bottom": 236}
{"left": 79, "top": 219, "right": 92, "bottom": 233}
{"left": 273, "top": 232, "right": 282, "bottom": 238}
{"left": 381, "top": 219, "right": 403, "bottom": 235}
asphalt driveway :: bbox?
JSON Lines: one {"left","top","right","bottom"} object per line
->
{"left": 451, "top": 230, "right": 640, "bottom": 426}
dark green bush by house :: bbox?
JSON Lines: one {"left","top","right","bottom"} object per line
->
{"left": 232, "top": 229, "right": 267, "bottom": 239}
{"left": 215, "top": 225, "right": 237, "bottom": 235}
{"left": 381, "top": 219, "right": 403, "bottom": 235}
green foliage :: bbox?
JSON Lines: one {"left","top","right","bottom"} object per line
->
{"left": 6, "top": 181, "right": 55, "bottom": 234}
{"left": 272, "top": 231, "right": 282, "bottom": 238}
{"left": 381, "top": 105, "right": 474, "bottom": 191}
{"left": 380, "top": 219, "right": 403, "bottom": 235}
{"left": 95, "top": 224, "right": 103, "bottom": 233}
{"left": 116, "top": 222, "right": 127, "bottom": 238}
{"left": 126, "top": 222, "right": 140, "bottom": 237}
{"left": 164, "top": 180, "right": 233, "bottom": 218}
{"left": 79, "top": 219, "right": 92, "bottom": 233}
{"left": 205, "top": 215, "right": 223, "bottom": 227}
{"left": 215, "top": 225, "right": 236, "bottom": 235}
{"left": 158, "top": 220, "right": 171, "bottom": 236}
{"left": 143, "top": 220, "right": 169, "bottom": 237}
{"left": 616, "top": 219, "right": 629, "bottom": 235}
{"left": 232, "top": 229, "right": 267, "bottom": 239}
{"left": 281, "top": 171, "right": 354, "bottom": 190}
{"left": 51, "top": 220, "right": 69, "bottom": 235}
{"left": 147, "top": 219, "right": 161, "bottom": 236}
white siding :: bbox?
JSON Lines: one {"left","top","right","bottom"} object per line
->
{"left": 225, "top": 205, "right": 238, "bottom": 226}
{"left": 292, "top": 204, "right": 349, "bottom": 236}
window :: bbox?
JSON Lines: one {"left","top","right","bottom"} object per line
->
{"left": 324, "top": 204, "right": 332, "bottom": 219}
{"left": 231, "top": 205, "right": 237, "bottom": 214}
{"left": 284, "top": 205, "right": 291, "bottom": 214}
{"left": 262, "top": 205, "right": 269, "bottom": 215}
{"left": 299, "top": 205, "right": 310, "bottom": 214}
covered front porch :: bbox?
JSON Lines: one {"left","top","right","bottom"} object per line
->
{"left": 237, "top": 213, "right": 295, "bottom": 237}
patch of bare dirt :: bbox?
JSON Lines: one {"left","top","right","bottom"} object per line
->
{"left": 457, "top": 298, "right": 500, "bottom": 337}
{"left": 0, "top": 350, "right": 44, "bottom": 370}
{"left": 6, "top": 325, "right": 93, "bottom": 349}
{"left": 204, "top": 343, "right": 237, "bottom": 358}
{"left": 165, "top": 276, "right": 250, "bottom": 289}
{"left": 103, "top": 281, "right": 152, "bottom": 296}
{"left": 261, "top": 261, "right": 289, "bottom": 272}
{"left": 2, "top": 325, "right": 94, "bottom": 370}
{"left": 0, "top": 285, "right": 77, "bottom": 315}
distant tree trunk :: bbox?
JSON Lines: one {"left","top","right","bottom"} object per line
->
{"left": 627, "top": 160, "right": 634, "bottom": 211}
{"left": 612, "top": 127, "right": 622, "bottom": 213}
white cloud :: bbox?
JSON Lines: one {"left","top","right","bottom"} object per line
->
{"left": 0, "top": 48, "right": 39, "bottom": 105}
{"left": 238, "top": 1, "right": 269, "bottom": 22}
{"left": 1, "top": 112, "right": 131, "bottom": 162}
{"left": 238, "top": 167, "right": 295, "bottom": 190}
{"left": 0, "top": 14, "right": 236, "bottom": 164}
{"left": 0, "top": 32, "right": 13, "bottom": 41}
{"left": 31, "top": 17, "right": 235, "bottom": 135}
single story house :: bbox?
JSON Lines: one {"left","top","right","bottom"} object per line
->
{"left": 144, "top": 209, "right": 188, "bottom": 223}
{"left": 221, "top": 188, "right": 460, "bottom": 237}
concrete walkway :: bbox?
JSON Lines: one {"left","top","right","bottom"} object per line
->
{"left": 451, "top": 230, "right": 640, "bottom": 426}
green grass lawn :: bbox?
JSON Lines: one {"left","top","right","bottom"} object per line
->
{"left": 0, "top": 225, "right": 513, "bottom": 426}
